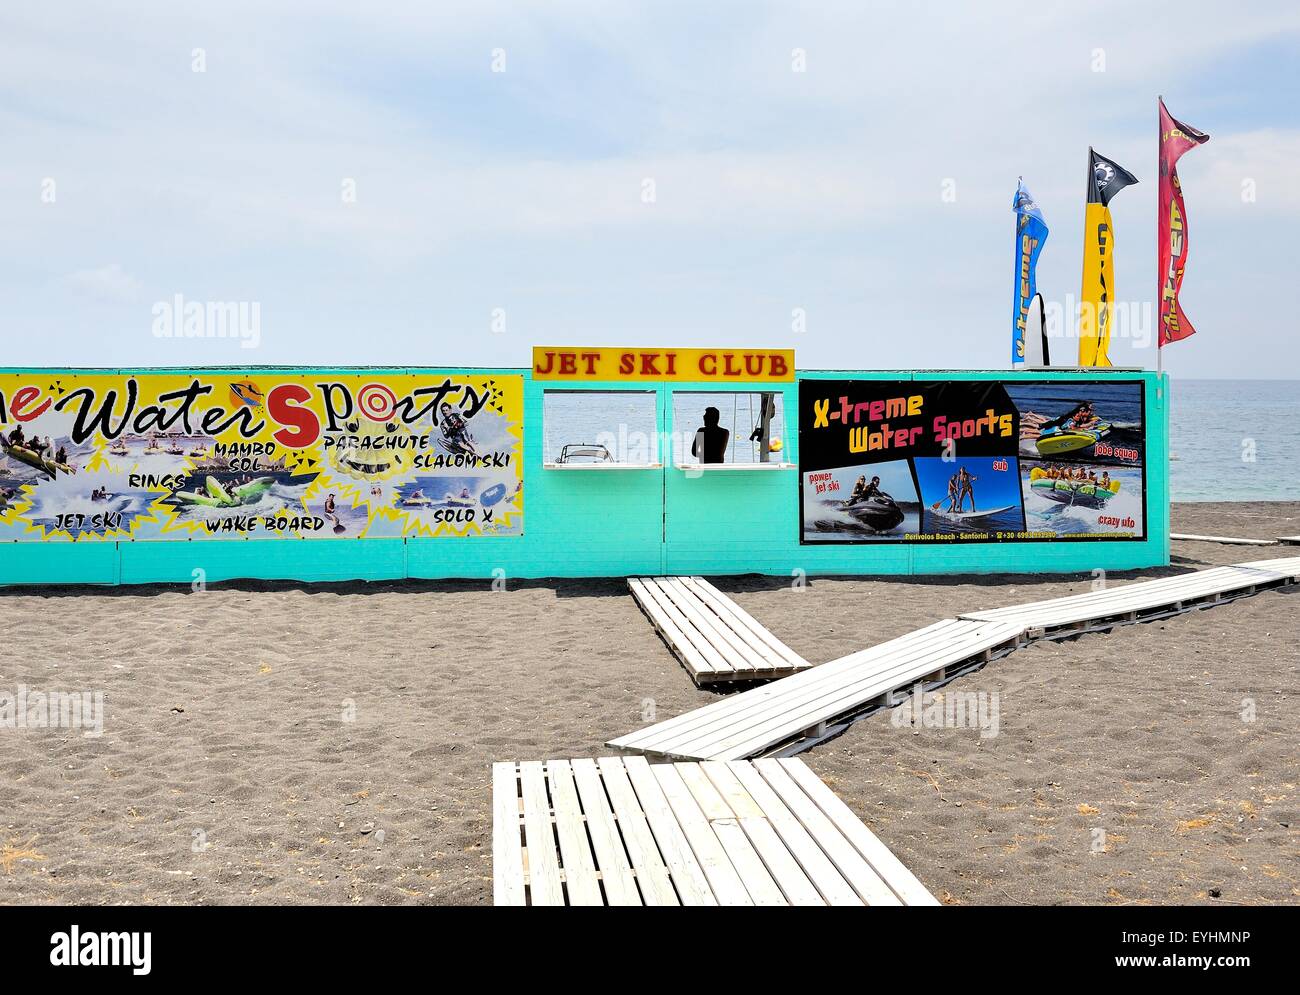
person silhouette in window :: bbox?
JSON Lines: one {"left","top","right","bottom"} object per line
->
{"left": 692, "top": 406, "right": 730, "bottom": 463}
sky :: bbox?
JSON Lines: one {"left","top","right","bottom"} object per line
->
{"left": 2, "top": 1, "right": 1298, "bottom": 378}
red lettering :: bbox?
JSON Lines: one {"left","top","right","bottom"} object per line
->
{"left": 268, "top": 384, "right": 320, "bottom": 447}
{"left": 769, "top": 354, "right": 788, "bottom": 378}
{"left": 10, "top": 385, "right": 51, "bottom": 422}
{"left": 723, "top": 353, "right": 742, "bottom": 376}
{"left": 639, "top": 354, "right": 662, "bottom": 376}
{"left": 664, "top": 352, "right": 677, "bottom": 376}
{"left": 558, "top": 354, "right": 577, "bottom": 375}
{"left": 699, "top": 353, "right": 717, "bottom": 376}
{"left": 619, "top": 353, "right": 635, "bottom": 375}
{"left": 580, "top": 352, "right": 600, "bottom": 375}
{"left": 533, "top": 351, "right": 555, "bottom": 375}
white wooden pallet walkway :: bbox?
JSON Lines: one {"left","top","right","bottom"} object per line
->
{"left": 610, "top": 557, "right": 1300, "bottom": 762}
{"left": 1171, "top": 532, "right": 1278, "bottom": 546}
{"left": 610, "top": 618, "right": 1024, "bottom": 761}
{"left": 629, "top": 576, "right": 811, "bottom": 685}
{"left": 493, "top": 755, "right": 939, "bottom": 906}
{"left": 958, "top": 557, "right": 1300, "bottom": 637}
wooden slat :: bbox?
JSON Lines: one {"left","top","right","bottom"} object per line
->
{"left": 517, "top": 761, "right": 565, "bottom": 906}
{"left": 684, "top": 577, "right": 809, "bottom": 670}
{"left": 650, "top": 763, "right": 755, "bottom": 905}
{"left": 491, "top": 762, "right": 526, "bottom": 906}
{"left": 677, "top": 577, "right": 792, "bottom": 669}
{"left": 545, "top": 760, "right": 604, "bottom": 906}
{"left": 700, "top": 623, "right": 1020, "bottom": 762}
{"left": 710, "top": 819, "right": 788, "bottom": 905}
{"left": 775, "top": 758, "right": 939, "bottom": 906}
{"left": 588, "top": 757, "right": 674, "bottom": 906}
{"left": 611, "top": 619, "right": 1020, "bottom": 761}
{"left": 628, "top": 577, "right": 719, "bottom": 678}
{"left": 615, "top": 618, "right": 989, "bottom": 753}
{"left": 752, "top": 759, "right": 901, "bottom": 906}
{"left": 1237, "top": 555, "right": 1300, "bottom": 576}
{"left": 621, "top": 756, "right": 719, "bottom": 906}
{"left": 962, "top": 562, "right": 1298, "bottom": 629}
{"left": 569, "top": 758, "right": 644, "bottom": 906}
{"left": 673, "top": 761, "right": 789, "bottom": 905}
{"left": 632, "top": 576, "right": 730, "bottom": 677}
{"left": 726, "top": 760, "right": 864, "bottom": 906}
{"left": 494, "top": 757, "right": 934, "bottom": 908}
{"left": 629, "top": 575, "right": 811, "bottom": 684}
{"left": 651, "top": 577, "right": 755, "bottom": 673}
{"left": 1171, "top": 533, "right": 1278, "bottom": 546}
{"left": 700, "top": 761, "right": 824, "bottom": 906}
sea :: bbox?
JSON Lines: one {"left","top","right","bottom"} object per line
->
{"left": 1170, "top": 379, "right": 1299, "bottom": 502}
{"left": 541, "top": 380, "right": 1299, "bottom": 503}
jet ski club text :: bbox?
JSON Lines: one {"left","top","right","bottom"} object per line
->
{"left": 811, "top": 393, "right": 1014, "bottom": 453}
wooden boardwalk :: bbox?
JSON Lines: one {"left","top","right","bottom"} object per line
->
{"left": 609, "top": 618, "right": 1022, "bottom": 760}
{"left": 1171, "top": 532, "right": 1278, "bottom": 546}
{"left": 959, "top": 558, "right": 1300, "bottom": 637}
{"left": 629, "top": 576, "right": 811, "bottom": 685}
{"left": 610, "top": 557, "right": 1300, "bottom": 762}
{"left": 493, "top": 755, "right": 938, "bottom": 906}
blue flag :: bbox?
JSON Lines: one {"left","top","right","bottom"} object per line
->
{"left": 1011, "top": 179, "right": 1048, "bottom": 365}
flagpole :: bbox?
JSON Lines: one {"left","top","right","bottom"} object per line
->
{"left": 1079, "top": 147, "right": 1091, "bottom": 369}
{"left": 1035, "top": 292, "right": 1049, "bottom": 366}
{"left": 1156, "top": 97, "right": 1164, "bottom": 389}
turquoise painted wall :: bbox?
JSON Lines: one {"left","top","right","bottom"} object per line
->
{"left": 0, "top": 367, "right": 1168, "bottom": 585}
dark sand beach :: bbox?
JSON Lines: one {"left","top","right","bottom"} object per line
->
{"left": 2, "top": 501, "right": 1297, "bottom": 905}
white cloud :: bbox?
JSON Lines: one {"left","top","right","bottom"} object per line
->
{"left": 66, "top": 263, "right": 142, "bottom": 302}
{"left": 0, "top": 1, "right": 1297, "bottom": 375}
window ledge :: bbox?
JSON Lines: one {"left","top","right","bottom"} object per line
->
{"left": 543, "top": 462, "right": 663, "bottom": 470}
{"left": 673, "top": 462, "right": 796, "bottom": 471}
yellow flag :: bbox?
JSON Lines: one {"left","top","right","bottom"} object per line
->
{"left": 1077, "top": 149, "right": 1138, "bottom": 367}
{"left": 1078, "top": 202, "right": 1115, "bottom": 366}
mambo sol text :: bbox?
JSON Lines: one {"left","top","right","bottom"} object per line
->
{"left": 531, "top": 347, "right": 794, "bottom": 382}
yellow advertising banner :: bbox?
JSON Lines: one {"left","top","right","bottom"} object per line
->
{"left": 532, "top": 346, "right": 794, "bottom": 382}
{"left": 0, "top": 371, "right": 523, "bottom": 541}
{"left": 1078, "top": 204, "right": 1116, "bottom": 367}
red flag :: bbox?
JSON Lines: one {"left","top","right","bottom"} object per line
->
{"left": 1158, "top": 98, "right": 1210, "bottom": 347}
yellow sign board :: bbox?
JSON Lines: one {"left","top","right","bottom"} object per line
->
{"left": 531, "top": 346, "right": 794, "bottom": 383}
{"left": 0, "top": 371, "right": 523, "bottom": 541}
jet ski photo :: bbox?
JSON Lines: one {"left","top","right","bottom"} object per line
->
{"left": 832, "top": 493, "right": 905, "bottom": 532}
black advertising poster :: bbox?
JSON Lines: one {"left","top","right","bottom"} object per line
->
{"left": 799, "top": 379, "right": 1147, "bottom": 544}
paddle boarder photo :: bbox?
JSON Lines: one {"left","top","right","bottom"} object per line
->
{"left": 956, "top": 466, "right": 977, "bottom": 512}
{"left": 914, "top": 457, "right": 1024, "bottom": 537}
